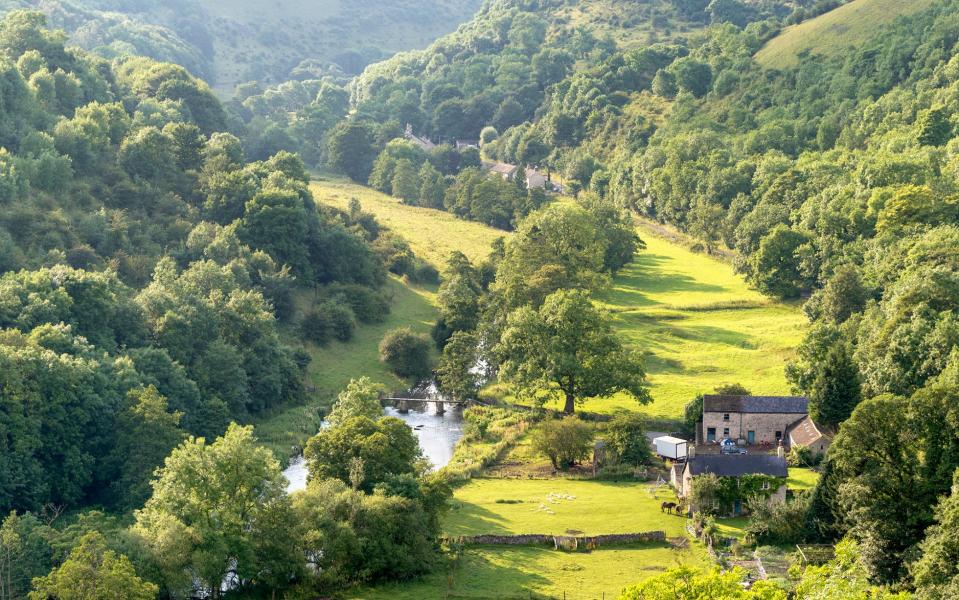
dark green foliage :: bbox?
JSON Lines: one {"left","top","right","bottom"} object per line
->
{"left": 304, "top": 416, "right": 422, "bottom": 492}
{"left": 604, "top": 412, "right": 651, "bottom": 466}
{"left": 807, "top": 342, "right": 861, "bottom": 429}
{"left": 531, "top": 417, "right": 594, "bottom": 470}
{"left": 326, "top": 120, "right": 376, "bottom": 182}
{"left": 379, "top": 327, "right": 433, "bottom": 380}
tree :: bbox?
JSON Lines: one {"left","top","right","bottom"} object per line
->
{"left": 619, "top": 566, "right": 785, "bottom": 600}
{"left": 687, "top": 200, "right": 725, "bottom": 254}
{"left": 531, "top": 417, "right": 593, "bottom": 470}
{"left": 917, "top": 106, "right": 952, "bottom": 147}
{"left": 327, "top": 120, "right": 376, "bottom": 182}
{"left": 911, "top": 469, "right": 959, "bottom": 597}
{"left": 651, "top": 69, "right": 677, "bottom": 99}
{"left": 493, "top": 203, "right": 609, "bottom": 310}
{"left": 807, "top": 342, "right": 861, "bottom": 429}
{"left": 806, "top": 265, "right": 869, "bottom": 324}
{"left": 793, "top": 538, "right": 910, "bottom": 600}
{"left": 436, "top": 331, "right": 478, "bottom": 402}
{"left": 605, "top": 412, "right": 651, "bottom": 466}
{"left": 496, "top": 289, "right": 651, "bottom": 414}
{"left": 418, "top": 161, "right": 446, "bottom": 209}
{"left": 391, "top": 158, "right": 420, "bottom": 203}
{"left": 108, "top": 386, "right": 186, "bottom": 511}
{"left": 303, "top": 416, "right": 421, "bottom": 492}
{"left": 669, "top": 57, "right": 712, "bottom": 97}
{"left": 749, "top": 225, "right": 811, "bottom": 299}
{"left": 689, "top": 473, "right": 721, "bottom": 516}
{"left": 132, "top": 424, "right": 292, "bottom": 598}
{"left": 327, "top": 377, "right": 385, "bottom": 427}
{"left": 0, "top": 512, "right": 52, "bottom": 600}
{"left": 379, "top": 327, "right": 433, "bottom": 380}
{"left": 29, "top": 532, "right": 157, "bottom": 600}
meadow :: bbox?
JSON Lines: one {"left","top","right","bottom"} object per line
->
{"left": 755, "top": 0, "right": 936, "bottom": 69}
{"left": 306, "top": 181, "right": 806, "bottom": 421}
{"left": 310, "top": 177, "right": 505, "bottom": 267}
{"left": 351, "top": 477, "right": 709, "bottom": 599}
{"left": 444, "top": 478, "right": 687, "bottom": 537}
{"left": 552, "top": 225, "right": 806, "bottom": 419}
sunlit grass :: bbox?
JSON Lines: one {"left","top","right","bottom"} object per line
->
{"left": 310, "top": 177, "right": 505, "bottom": 268}
{"left": 787, "top": 467, "right": 820, "bottom": 491}
{"left": 550, "top": 224, "right": 806, "bottom": 419}
{"left": 444, "top": 478, "right": 687, "bottom": 537}
{"left": 349, "top": 544, "right": 708, "bottom": 600}
{"left": 755, "top": 0, "right": 935, "bottom": 69}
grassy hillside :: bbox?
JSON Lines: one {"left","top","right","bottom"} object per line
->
{"left": 310, "top": 177, "right": 505, "bottom": 267}
{"left": 254, "top": 180, "right": 502, "bottom": 456}
{"left": 309, "top": 183, "right": 805, "bottom": 421}
{"left": 561, "top": 222, "right": 806, "bottom": 420}
{"left": 4, "top": 0, "right": 482, "bottom": 88}
{"left": 755, "top": 0, "right": 937, "bottom": 68}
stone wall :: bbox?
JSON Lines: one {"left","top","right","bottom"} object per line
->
{"left": 446, "top": 531, "right": 667, "bottom": 549}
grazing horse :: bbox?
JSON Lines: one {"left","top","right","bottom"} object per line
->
{"left": 661, "top": 501, "right": 678, "bottom": 514}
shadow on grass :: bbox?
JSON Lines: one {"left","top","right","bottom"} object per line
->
{"left": 604, "top": 254, "right": 729, "bottom": 308}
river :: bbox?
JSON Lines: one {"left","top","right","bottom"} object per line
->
{"left": 283, "top": 404, "right": 464, "bottom": 493}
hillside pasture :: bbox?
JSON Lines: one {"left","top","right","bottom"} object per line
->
{"left": 551, "top": 224, "right": 805, "bottom": 419}
{"left": 755, "top": 0, "right": 936, "bottom": 69}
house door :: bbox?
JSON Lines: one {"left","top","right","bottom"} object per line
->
{"left": 747, "top": 430, "right": 755, "bottom": 445}
{"left": 707, "top": 427, "right": 716, "bottom": 442}
{"left": 734, "top": 499, "right": 742, "bottom": 516}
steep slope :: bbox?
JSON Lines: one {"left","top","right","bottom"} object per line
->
{"left": 0, "top": 0, "right": 484, "bottom": 88}
{"left": 755, "top": 0, "right": 938, "bottom": 68}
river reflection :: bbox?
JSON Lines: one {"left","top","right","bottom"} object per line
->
{"left": 283, "top": 404, "right": 464, "bottom": 493}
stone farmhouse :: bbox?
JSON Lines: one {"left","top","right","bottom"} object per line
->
{"left": 674, "top": 452, "right": 789, "bottom": 515}
{"left": 698, "top": 394, "right": 830, "bottom": 455}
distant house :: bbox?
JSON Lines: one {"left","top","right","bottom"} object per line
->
{"left": 525, "top": 167, "right": 549, "bottom": 190}
{"left": 404, "top": 123, "right": 436, "bottom": 152}
{"left": 456, "top": 140, "right": 479, "bottom": 150}
{"left": 488, "top": 162, "right": 520, "bottom": 181}
{"left": 700, "top": 395, "right": 809, "bottom": 447}
{"left": 677, "top": 452, "right": 788, "bottom": 515}
{"left": 785, "top": 415, "right": 832, "bottom": 458}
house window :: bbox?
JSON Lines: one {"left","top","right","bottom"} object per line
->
{"left": 775, "top": 431, "right": 782, "bottom": 441}
{"left": 707, "top": 427, "right": 716, "bottom": 442}
{"left": 723, "top": 427, "right": 729, "bottom": 437}
{"left": 723, "top": 413, "right": 730, "bottom": 421}
{"left": 761, "top": 482, "right": 770, "bottom": 491}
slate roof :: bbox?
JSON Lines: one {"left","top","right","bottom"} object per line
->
{"left": 685, "top": 454, "right": 788, "bottom": 478}
{"left": 786, "top": 415, "right": 830, "bottom": 447}
{"left": 703, "top": 395, "right": 808, "bottom": 414}
{"left": 489, "top": 162, "right": 519, "bottom": 176}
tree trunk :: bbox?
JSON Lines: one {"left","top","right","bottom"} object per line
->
{"left": 563, "top": 392, "right": 575, "bottom": 415}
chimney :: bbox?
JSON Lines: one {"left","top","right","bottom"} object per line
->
{"left": 777, "top": 445, "right": 785, "bottom": 459}
{"left": 687, "top": 445, "right": 696, "bottom": 459}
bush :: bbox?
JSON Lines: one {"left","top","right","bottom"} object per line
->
{"left": 407, "top": 259, "right": 439, "bottom": 285}
{"left": 301, "top": 300, "right": 357, "bottom": 344}
{"left": 745, "top": 493, "right": 812, "bottom": 545}
{"left": 378, "top": 327, "right": 433, "bottom": 379}
{"left": 787, "top": 445, "right": 820, "bottom": 467}
{"left": 328, "top": 283, "right": 391, "bottom": 324}
{"left": 531, "top": 416, "right": 593, "bottom": 470}
{"left": 604, "top": 412, "right": 651, "bottom": 466}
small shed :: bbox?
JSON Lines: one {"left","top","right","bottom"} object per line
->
{"left": 653, "top": 436, "right": 688, "bottom": 460}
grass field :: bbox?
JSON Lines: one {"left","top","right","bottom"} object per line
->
{"left": 787, "top": 467, "right": 821, "bottom": 491}
{"left": 350, "top": 544, "right": 707, "bottom": 600}
{"left": 552, "top": 225, "right": 806, "bottom": 419}
{"left": 755, "top": 0, "right": 936, "bottom": 69}
{"left": 310, "top": 177, "right": 505, "bottom": 268}
{"left": 309, "top": 182, "right": 806, "bottom": 422}
{"left": 445, "top": 478, "right": 687, "bottom": 537}
{"left": 351, "top": 477, "right": 707, "bottom": 599}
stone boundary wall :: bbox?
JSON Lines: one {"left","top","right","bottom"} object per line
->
{"left": 445, "top": 531, "right": 666, "bottom": 549}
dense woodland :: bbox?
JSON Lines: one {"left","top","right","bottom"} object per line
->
{"left": 3, "top": 0, "right": 959, "bottom": 597}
